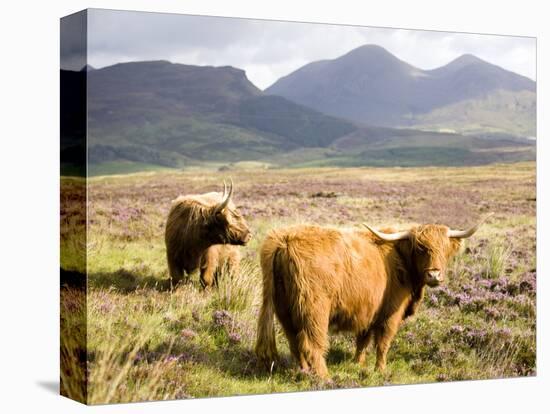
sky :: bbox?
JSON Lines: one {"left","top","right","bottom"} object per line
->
{"left": 66, "top": 8, "right": 537, "bottom": 90}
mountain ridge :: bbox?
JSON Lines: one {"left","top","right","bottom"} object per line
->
{"left": 266, "top": 44, "right": 535, "bottom": 135}
{"left": 82, "top": 61, "right": 357, "bottom": 167}
{"left": 60, "top": 54, "right": 535, "bottom": 175}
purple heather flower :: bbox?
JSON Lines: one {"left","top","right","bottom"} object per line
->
{"left": 228, "top": 332, "right": 242, "bottom": 344}
{"left": 484, "top": 306, "right": 502, "bottom": 319}
{"left": 181, "top": 328, "right": 197, "bottom": 339}
{"left": 495, "top": 327, "right": 512, "bottom": 337}
{"left": 165, "top": 353, "right": 190, "bottom": 363}
{"left": 212, "top": 310, "right": 232, "bottom": 328}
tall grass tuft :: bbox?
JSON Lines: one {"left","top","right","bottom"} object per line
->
{"left": 484, "top": 243, "right": 511, "bottom": 279}
{"left": 88, "top": 313, "right": 181, "bottom": 404}
{"left": 476, "top": 332, "right": 535, "bottom": 378}
{"left": 60, "top": 288, "right": 87, "bottom": 403}
{"left": 212, "top": 261, "right": 261, "bottom": 312}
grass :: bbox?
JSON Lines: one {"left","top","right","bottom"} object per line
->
{"left": 484, "top": 243, "right": 513, "bottom": 279}
{"left": 60, "top": 162, "right": 536, "bottom": 404}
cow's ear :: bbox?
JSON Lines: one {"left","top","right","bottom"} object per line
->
{"left": 449, "top": 238, "right": 462, "bottom": 256}
{"left": 394, "top": 238, "right": 418, "bottom": 285}
{"left": 396, "top": 237, "right": 414, "bottom": 254}
{"left": 212, "top": 207, "right": 227, "bottom": 222}
{"left": 395, "top": 238, "right": 414, "bottom": 264}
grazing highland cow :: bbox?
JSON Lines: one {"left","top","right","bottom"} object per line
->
{"left": 255, "top": 215, "right": 492, "bottom": 378}
{"left": 165, "top": 180, "right": 251, "bottom": 288}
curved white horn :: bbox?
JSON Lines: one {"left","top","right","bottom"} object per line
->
{"left": 215, "top": 178, "right": 233, "bottom": 212}
{"left": 362, "top": 224, "right": 410, "bottom": 241}
{"left": 448, "top": 213, "right": 494, "bottom": 238}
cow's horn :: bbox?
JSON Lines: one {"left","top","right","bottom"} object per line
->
{"left": 362, "top": 224, "right": 411, "bottom": 241}
{"left": 222, "top": 180, "right": 228, "bottom": 199}
{"left": 448, "top": 213, "right": 494, "bottom": 238}
{"left": 215, "top": 178, "right": 233, "bottom": 212}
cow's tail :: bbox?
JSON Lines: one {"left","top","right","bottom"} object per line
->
{"left": 255, "top": 232, "right": 284, "bottom": 370}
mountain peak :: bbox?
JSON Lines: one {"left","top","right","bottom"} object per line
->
{"left": 455, "top": 53, "right": 483, "bottom": 62}
{"left": 341, "top": 44, "right": 405, "bottom": 63}
{"left": 348, "top": 44, "right": 391, "bottom": 54}
{"left": 266, "top": 44, "right": 534, "bottom": 128}
{"left": 443, "top": 53, "right": 487, "bottom": 70}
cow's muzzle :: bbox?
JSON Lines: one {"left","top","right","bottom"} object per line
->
{"left": 242, "top": 231, "right": 252, "bottom": 244}
{"left": 425, "top": 269, "right": 442, "bottom": 287}
{"left": 233, "top": 231, "right": 252, "bottom": 245}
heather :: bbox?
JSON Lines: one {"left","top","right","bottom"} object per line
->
{"left": 61, "top": 162, "right": 536, "bottom": 403}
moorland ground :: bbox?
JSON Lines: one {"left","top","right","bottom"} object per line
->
{"left": 61, "top": 162, "right": 536, "bottom": 404}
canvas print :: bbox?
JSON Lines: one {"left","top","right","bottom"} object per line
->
{"left": 60, "top": 9, "right": 536, "bottom": 405}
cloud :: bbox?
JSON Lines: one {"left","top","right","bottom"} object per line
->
{"left": 87, "top": 9, "right": 536, "bottom": 89}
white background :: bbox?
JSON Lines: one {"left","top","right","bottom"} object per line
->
{"left": 0, "top": 0, "right": 547, "bottom": 412}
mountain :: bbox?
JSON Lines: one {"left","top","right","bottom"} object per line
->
{"left": 265, "top": 45, "right": 536, "bottom": 136}
{"left": 60, "top": 59, "right": 534, "bottom": 176}
{"left": 85, "top": 61, "right": 355, "bottom": 167}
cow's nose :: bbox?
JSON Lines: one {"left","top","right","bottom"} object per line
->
{"left": 428, "top": 270, "right": 441, "bottom": 280}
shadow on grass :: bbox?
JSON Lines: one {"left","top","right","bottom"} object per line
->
{"left": 326, "top": 347, "right": 353, "bottom": 365}
{"left": 89, "top": 269, "right": 172, "bottom": 292}
{"left": 162, "top": 339, "right": 353, "bottom": 382}
{"left": 131, "top": 334, "right": 287, "bottom": 381}
{"left": 60, "top": 268, "right": 86, "bottom": 289}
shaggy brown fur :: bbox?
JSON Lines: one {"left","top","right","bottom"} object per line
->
{"left": 165, "top": 190, "right": 251, "bottom": 288}
{"left": 255, "top": 223, "right": 465, "bottom": 378}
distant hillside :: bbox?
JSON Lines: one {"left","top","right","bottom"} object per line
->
{"left": 408, "top": 89, "right": 536, "bottom": 137}
{"left": 60, "top": 58, "right": 535, "bottom": 176}
{"left": 262, "top": 124, "right": 535, "bottom": 168}
{"left": 85, "top": 61, "right": 355, "bottom": 167}
{"left": 266, "top": 45, "right": 536, "bottom": 136}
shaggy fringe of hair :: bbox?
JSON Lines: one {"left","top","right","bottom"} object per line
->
{"left": 410, "top": 224, "right": 461, "bottom": 260}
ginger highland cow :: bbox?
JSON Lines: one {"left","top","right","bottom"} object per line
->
{"left": 256, "top": 215, "right": 492, "bottom": 378}
{"left": 165, "top": 180, "right": 251, "bottom": 288}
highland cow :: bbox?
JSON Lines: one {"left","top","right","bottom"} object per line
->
{"left": 165, "top": 180, "right": 251, "bottom": 288}
{"left": 255, "top": 215, "right": 492, "bottom": 378}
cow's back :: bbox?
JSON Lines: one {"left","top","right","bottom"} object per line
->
{"left": 262, "top": 225, "right": 349, "bottom": 296}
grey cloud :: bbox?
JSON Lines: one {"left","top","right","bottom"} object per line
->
{"left": 86, "top": 9, "right": 536, "bottom": 89}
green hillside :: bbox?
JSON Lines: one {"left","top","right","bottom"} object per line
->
{"left": 58, "top": 58, "right": 536, "bottom": 176}
{"left": 409, "top": 90, "right": 536, "bottom": 137}
{"left": 84, "top": 61, "right": 356, "bottom": 171}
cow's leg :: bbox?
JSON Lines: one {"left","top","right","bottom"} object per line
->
{"left": 200, "top": 247, "right": 218, "bottom": 289}
{"left": 167, "top": 254, "right": 185, "bottom": 287}
{"left": 309, "top": 346, "right": 329, "bottom": 379}
{"left": 271, "top": 278, "right": 302, "bottom": 370}
{"left": 354, "top": 329, "right": 374, "bottom": 364}
{"left": 374, "top": 312, "right": 403, "bottom": 371}
{"left": 296, "top": 310, "right": 330, "bottom": 379}
{"left": 226, "top": 248, "right": 241, "bottom": 280}
{"left": 256, "top": 291, "right": 280, "bottom": 370}
{"left": 276, "top": 317, "right": 300, "bottom": 363}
